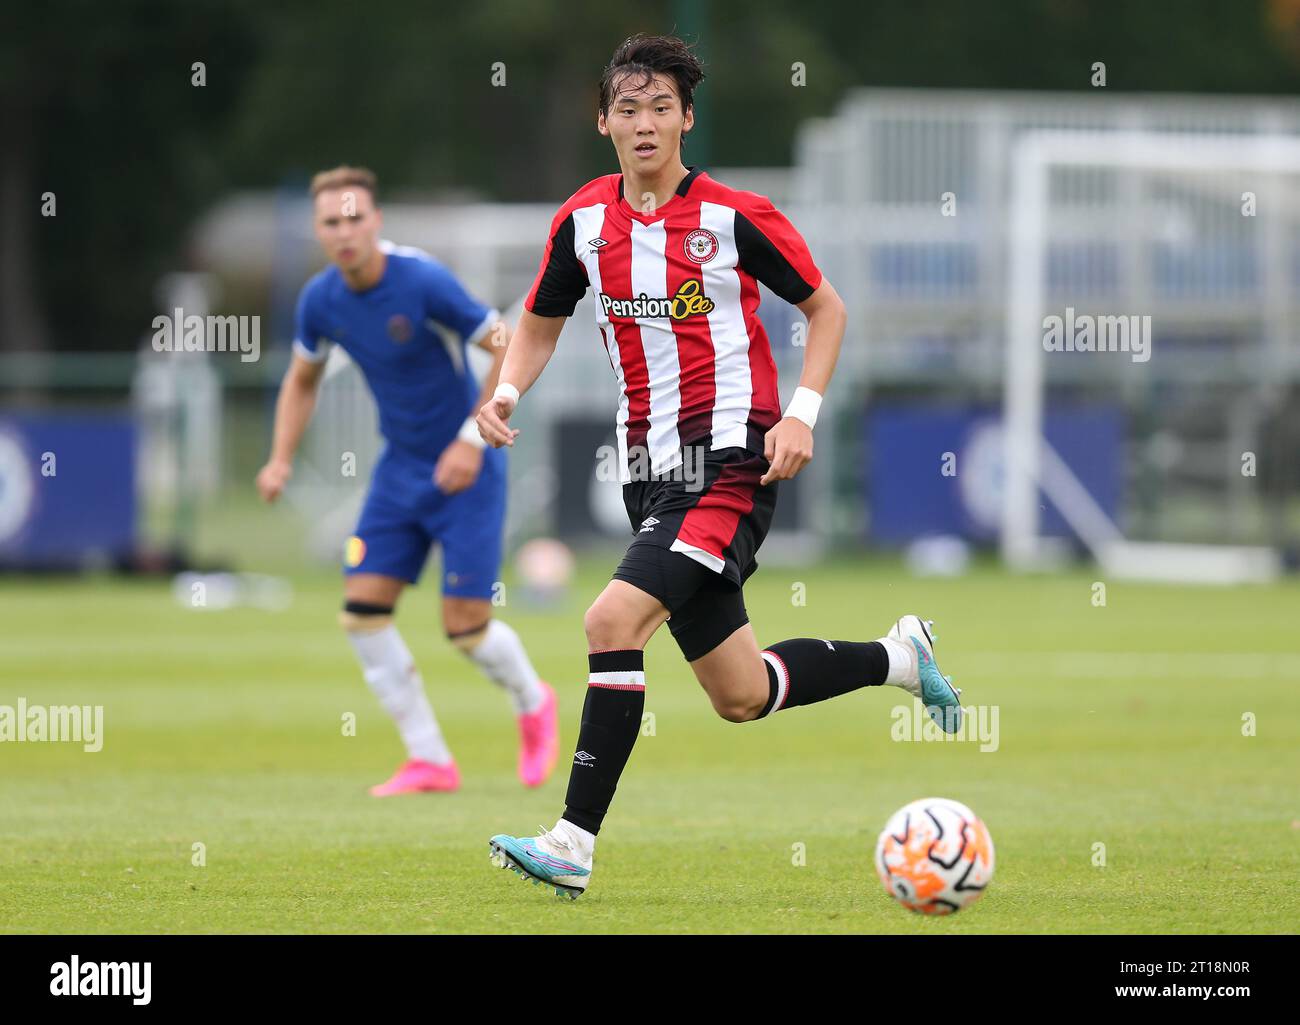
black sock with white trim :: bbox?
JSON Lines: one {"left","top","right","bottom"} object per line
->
{"left": 757, "top": 639, "right": 889, "bottom": 718}
{"left": 561, "top": 649, "right": 645, "bottom": 836}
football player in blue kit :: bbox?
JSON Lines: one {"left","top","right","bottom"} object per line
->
{"left": 257, "top": 166, "right": 558, "bottom": 795}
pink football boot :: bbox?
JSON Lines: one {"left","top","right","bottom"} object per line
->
{"left": 369, "top": 758, "right": 460, "bottom": 796}
{"left": 517, "top": 681, "right": 559, "bottom": 787}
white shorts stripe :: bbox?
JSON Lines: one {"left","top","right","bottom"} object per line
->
{"left": 669, "top": 538, "right": 726, "bottom": 574}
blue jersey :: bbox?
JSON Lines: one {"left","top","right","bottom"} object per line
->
{"left": 293, "top": 241, "right": 498, "bottom": 462}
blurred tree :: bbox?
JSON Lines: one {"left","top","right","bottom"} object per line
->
{"left": 220, "top": 0, "right": 671, "bottom": 201}
{"left": 7, "top": 0, "right": 1300, "bottom": 352}
{"left": 1, "top": 0, "right": 257, "bottom": 353}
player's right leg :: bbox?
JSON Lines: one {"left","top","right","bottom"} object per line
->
{"left": 341, "top": 466, "right": 458, "bottom": 796}
{"left": 488, "top": 578, "right": 669, "bottom": 898}
{"left": 489, "top": 447, "right": 764, "bottom": 897}
{"left": 341, "top": 573, "right": 459, "bottom": 795}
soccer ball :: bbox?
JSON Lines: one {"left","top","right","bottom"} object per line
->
{"left": 874, "top": 797, "right": 994, "bottom": 915}
{"left": 514, "top": 537, "right": 576, "bottom": 598}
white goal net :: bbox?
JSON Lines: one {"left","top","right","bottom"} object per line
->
{"left": 1003, "top": 131, "right": 1300, "bottom": 583}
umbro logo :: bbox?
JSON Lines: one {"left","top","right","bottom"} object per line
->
{"left": 589, "top": 237, "right": 608, "bottom": 249}
{"left": 573, "top": 750, "right": 597, "bottom": 766}
{"left": 639, "top": 516, "right": 659, "bottom": 534}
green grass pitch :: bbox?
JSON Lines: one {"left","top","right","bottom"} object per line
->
{"left": 1, "top": 556, "right": 1297, "bottom": 933}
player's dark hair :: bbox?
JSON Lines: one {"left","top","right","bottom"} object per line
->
{"left": 598, "top": 33, "right": 705, "bottom": 119}
{"left": 310, "top": 165, "right": 378, "bottom": 203}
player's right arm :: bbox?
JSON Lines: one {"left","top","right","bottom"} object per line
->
{"left": 478, "top": 197, "right": 590, "bottom": 448}
{"left": 257, "top": 352, "right": 327, "bottom": 502}
{"left": 475, "top": 309, "right": 565, "bottom": 448}
{"left": 259, "top": 281, "right": 333, "bottom": 501}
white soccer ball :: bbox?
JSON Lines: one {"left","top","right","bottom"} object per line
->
{"left": 874, "top": 797, "right": 994, "bottom": 915}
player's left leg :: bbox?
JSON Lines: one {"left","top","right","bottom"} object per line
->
{"left": 435, "top": 446, "right": 557, "bottom": 785}
{"left": 683, "top": 606, "right": 961, "bottom": 731}
{"left": 441, "top": 595, "right": 557, "bottom": 787}
{"left": 656, "top": 449, "right": 962, "bottom": 732}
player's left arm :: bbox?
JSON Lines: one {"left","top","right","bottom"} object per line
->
{"left": 734, "top": 194, "right": 847, "bottom": 486}
{"left": 422, "top": 259, "right": 506, "bottom": 494}
{"left": 760, "top": 279, "right": 847, "bottom": 485}
{"left": 434, "top": 316, "right": 510, "bottom": 494}
{"left": 469, "top": 318, "right": 510, "bottom": 416}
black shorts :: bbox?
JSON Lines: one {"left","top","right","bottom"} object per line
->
{"left": 611, "top": 446, "right": 777, "bottom": 661}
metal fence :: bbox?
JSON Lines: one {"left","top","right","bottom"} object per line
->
{"left": 19, "top": 88, "right": 1296, "bottom": 569}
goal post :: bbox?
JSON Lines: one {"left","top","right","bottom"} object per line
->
{"left": 1002, "top": 131, "right": 1300, "bottom": 583}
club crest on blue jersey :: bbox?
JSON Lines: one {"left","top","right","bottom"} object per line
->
{"left": 386, "top": 314, "right": 414, "bottom": 343}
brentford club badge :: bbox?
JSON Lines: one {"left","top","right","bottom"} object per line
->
{"left": 684, "top": 228, "right": 719, "bottom": 264}
{"left": 387, "top": 313, "right": 413, "bottom": 343}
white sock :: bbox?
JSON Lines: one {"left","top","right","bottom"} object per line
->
{"left": 555, "top": 818, "right": 596, "bottom": 860}
{"left": 878, "top": 636, "right": 916, "bottom": 687}
{"left": 462, "top": 619, "right": 545, "bottom": 715}
{"left": 346, "top": 624, "right": 452, "bottom": 765}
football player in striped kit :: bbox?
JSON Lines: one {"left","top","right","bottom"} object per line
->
{"left": 480, "top": 35, "right": 964, "bottom": 898}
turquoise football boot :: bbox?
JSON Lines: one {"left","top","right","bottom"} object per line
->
{"left": 489, "top": 827, "right": 592, "bottom": 900}
{"left": 888, "top": 615, "right": 963, "bottom": 734}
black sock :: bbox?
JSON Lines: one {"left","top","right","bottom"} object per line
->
{"left": 561, "top": 649, "right": 645, "bottom": 836}
{"left": 757, "top": 639, "right": 889, "bottom": 717}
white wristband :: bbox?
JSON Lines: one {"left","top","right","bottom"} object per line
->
{"left": 457, "top": 414, "right": 486, "bottom": 449}
{"left": 783, "top": 386, "right": 822, "bottom": 430}
{"left": 493, "top": 382, "right": 520, "bottom": 406}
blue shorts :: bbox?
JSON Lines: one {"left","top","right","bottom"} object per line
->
{"left": 344, "top": 445, "right": 506, "bottom": 598}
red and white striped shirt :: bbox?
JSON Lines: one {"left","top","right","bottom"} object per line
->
{"left": 525, "top": 167, "right": 822, "bottom": 482}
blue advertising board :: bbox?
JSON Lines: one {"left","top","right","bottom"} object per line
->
{"left": 0, "top": 413, "right": 137, "bottom": 568}
{"left": 866, "top": 405, "right": 1122, "bottom": 544}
